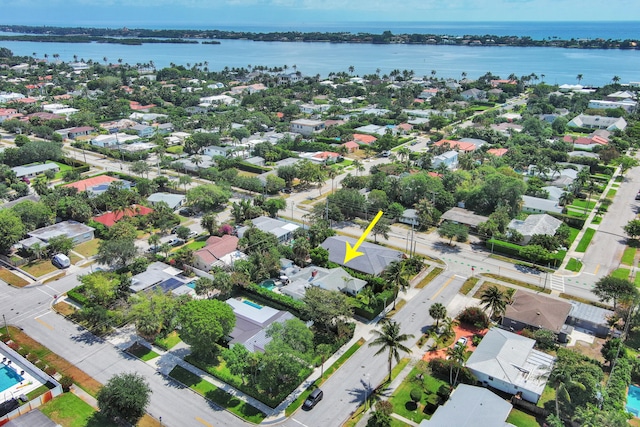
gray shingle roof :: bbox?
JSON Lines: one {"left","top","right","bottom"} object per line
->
{"left": 320, "top": 235, "right": 403, "bottom": 275}
{"left": 507, "top": 214, "right": 563, "bottom": 238}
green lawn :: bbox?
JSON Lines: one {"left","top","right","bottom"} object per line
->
{"left": 569, "top": 199, "right": 596, "bottom": 210}
{"left": 537, "top": 385, "right": 555, "bottom": 408}
{"left": 49, "top": 161, "right": 74, "bottom": 180}
{"left": 459, "top": 277, "right": 479, "bottom": 295}
{"left": 567, "top": 227, "right": 580, "bottom": 244}
{"left": 575, "top": 228, "right": 596, "bottom": 252}
{"left": 612, "top": 268, "right": 631, "bottom": 280}
{"left": 607, "top": 189, "right": 617, "bottom": 199}
{"left": 183, "top": 240, "right": 207, "bottom": 251}
{"left": 506, "top": 408, "right": 542, "bottom": 427}
{"left": 40, "top": 392, "right": 111, "bottom": 427}
{"left": 0, "top": 267, "right": 29, "bottom": 287}
{"left": 565, "top": 258, "right": 583, "bottom": 272}
{"left": 635, "top": 274, "right": 640, "bottom": 287}
{"left": 74, "top": 239, "right": 101, "bottom": 257}
{"left": 622, "top": 247, "right": 636, "bottom": 266}
{"left": 166, "top": 145, "right": 184, "bottom": 154}
{"left": 127, "top": 343, "right": 160, "bottom": 361}
{"left": 169, "top": 365, "right": 266, "bottom": 423}
{"left": 21, "top": 259, "right": 58, "bottom": 277}
{"left": 154, "top": 331, "right": 182, "bottom": 350}
{"left": 388, "top": 368, "right": 448, "bottom": 423}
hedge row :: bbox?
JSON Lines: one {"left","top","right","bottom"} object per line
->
{"left": 547, "top": 212, "right": 587, "bottom": 229}
{"left": 240, "top": 284, "right": 307, "bottom": 319}
{"left": 235, "top": 161, "right": 271, "bottom": 174}
{"left": 66, "top": 285, "right": 88, "bottom": 306}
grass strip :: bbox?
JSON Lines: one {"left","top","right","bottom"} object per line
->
{"left": 575, "top": 228, "right": 596, "bottom": 252}
{"left": 482, "top": 274, "right": 551, "bottom": 294}
{"left": 127, "top": 342, "right": 160, "bottom": 361}
{"left": 168, "top": 365, "right": 266, "bottom": 423}
{"left": 459, "top": 277, "right": 479, "bottom": 295}
{"left": 565, "top": 258, "right": 583, "bottom": 272}
{"left": 622, "top": 247, "right": 636, "bottom": 266}
{"left": 0, "top": 267, "right": 29, "bottom": 287}
{"left": 415, "top": 267, "right": 444, "bottom": 289}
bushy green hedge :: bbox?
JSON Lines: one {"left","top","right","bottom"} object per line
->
{"left": 236, "top": 161, "right": 271, "bottom": 174}
{"left": 241, "top": 285, "right": 306, "bottom": 318}
{"left": 428, "top": 358, "right": 477, "bottom": 385}
{"left": 604, "top": 357, "right": 632, "bottom": 411}
{"left": 66, "top": 285, "right": 88, "bottom": 306}
{"left": 547, "top": 212, "right": 587, "bottom": 229}
{"left": 486, "top": 239, "right": 522, "bottom": 257}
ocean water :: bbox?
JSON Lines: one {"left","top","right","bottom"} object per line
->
{"left": 1, "top": 21, "right": 639, "bottom": 86}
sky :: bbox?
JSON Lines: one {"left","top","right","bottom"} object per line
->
{"left": 2, "top": 0, "right": 639, "bottom": 28}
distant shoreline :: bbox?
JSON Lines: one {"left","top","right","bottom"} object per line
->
{"left": 0, "top": 24, "right": 637, "bottom": 50}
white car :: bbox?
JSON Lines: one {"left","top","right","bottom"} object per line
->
{"left": 456, "top": 337, "right": 468, "bottom": 348}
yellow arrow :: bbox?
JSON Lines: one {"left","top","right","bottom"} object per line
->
{"left": 344, "top": 210, "right": 384, "bottom": 264}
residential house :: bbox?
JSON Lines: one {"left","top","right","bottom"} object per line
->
{"left": 507, "top": 214, "right": 563, "bottom": 245}
{"left": 460, "top": 88, "right": 486, "bottom": 101}
{"left": 521, "top": 195, "right": 563, "bottom": 214}
{"left": 431, "top": 151, "right": 458, "bottom": 169}
{"left": 0, "top": 108, "right": 20, "bottom": 122}
{"left": 398, "top": 209, "right": 419, "bottom": 226}
{"left": 310, "top": 151, "right": 341, "bottom": 164}
{"left": 280, "top": 266, "right": 367, "bottom": 300}
{"left": 298, "top": 103, "right": 331, "bottom": 114}
{"left": 563, "top": 133, "right": 609, "bottom": 151}
{"left": 237, "top": 216, "right": 299, "bottom": 244}
{"left": 11, "top": 163, "right": 59, "bottom": 179}
{"left": 18, "top": 220, "right": 95, "bottom": 250}
{"left": 226, "top": 298, "right": 295, "bottom": 353}
{"left": 131, "top": 124, "right": 155, "bottom": 138}
{"left": 22, "top": 112, "right": 64, "bottom": 122}
{"left": 458, "top": 137, "right": 487, "bottom": 150}
{"left": 192, "top": 235, "right": 240, "bottom": 271}
{"left": 354, "top": 124, "right": 394, "bottom": 136}
{"left": 130, "top": 261, "right": 191, "bottom": 293}
{"left": 203, "top": 145, "right": 235, "bottom": 158}
{"left": 490, "top": 79, "right": 517, "bottom": 87}
{"left": 567, "top": 114, "right": 627, "bottom": 132}
{"left": 486, "top": 147, "right": 509, "bottom": 157}
{"left": 433, "top": 139, "right": 476, "bottom": 153}
{"left": 0, "top": 92, "right": 26, "bottom": 103}
{"left": 64, "top": 175, "right": 131, "bottom": 196}
{"left": 352, "top": 134, "right": 377, "bottom": 146}
{"left": 588, "top": 99, "right": 636, "bottom": 113}
{"left": 491, "top": 122, "right": 523, "bottom": 136}
{"left": 155, "top": 123, "right": 174, "bottom": 134}
{"left": 502, "top": 290, "right": 573, "bottom": 341}
{"left": 418, "top": 384, "right": 512, "bottom": 427}
{"left": 341, "top": 140, "right": 360, "bottom": 153}
{"left": 290, "top": 119, "right": 325, "bottom": 136}
{"left": 465, "top": 328, "right": 555, "bottom": 403}
{"left": 199, "top": 95, "right": 237, "bottom": 107}
{"left": 244, "top": 156, "right": 266, "bottom": 167}
{"left": 320, "top": 235, "right": 404, "bottom": 276}
{"left": 118, "top": 142, "right": 156, "bottom": 153}
{"left": 92, "top": 204, "right": 154, "bottom": 227}
{"left": 566, "top": 301, "right": 614, "bottom": 338}
{"left": 439, "top": 207, "right": 489, "bottom": 231}
{"left": 147, "top": 193, "right": 185, "bottom": 210}
{"left": 542, "top": 186, "right": 564, "bottom": 202}
{"left": 417, "top": 88, "right": 438, "bottom": 101}
{"left": 277, "top": 73, "right": 304, "bottom": 85}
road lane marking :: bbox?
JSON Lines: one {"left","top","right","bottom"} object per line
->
{"left": 34, "top": 316, "right": 54, "bottom": 330}
{"left": 290, "top": 418, "right": 309, "bottom": 427}
{"left": 431, "top": 276, "right": 455, "bottom": 300}
{"left": 593, "top": 264, "right": 600, "bottom": 275}
{"left": 195, "top": 417, "right": 214, "bottom": 427}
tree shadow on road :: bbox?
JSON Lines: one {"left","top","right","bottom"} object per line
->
{"left": 431, "top": 242, "right": 461, "bottom": 254}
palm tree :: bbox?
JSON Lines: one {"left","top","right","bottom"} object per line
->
{"left": 368, "top": 319, "right": 414, "bottom": 381}
{"left": 384, "top": 261, "right": 409, "bottom": 310}
{"left": 546, "top": 363, "right": 585, "bottom": 418}
{"left": 179, "top": 175, "right": 192, "bottom": 192}
{"left": 352, "top": 160, "right": 363, "bottom": 176}
{"left": 445, "top": 344, "right": 468, "bottom": 385}
{"left": 327, "top": 168, "right": 339, "bottom": 193}
{"left": 576, "top": 74, "right": 583, "bottom": 84}
{"left": 191, "top": 155, "right": 203, "bottom": 168}
{"left": 440, "top": 317, "right": 457, "bottom": 343}
{"left": 612, "top": 75, "right": 621, "bottom": 85}
{"left": 480, "top": 285, "right": 507, "bottom": 319}
{"left": 429, "top": 303, "right": 447, "bottom": 328}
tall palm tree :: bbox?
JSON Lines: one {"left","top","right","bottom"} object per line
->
{"left": 368, "top": 319, "right": 414, "bottom": 381}
{"left": 327, "top": 168, "right": 339, "bottom": 193}
{"left": 576, "top": 74, "right": 583, "bottom": 84}
{"left": 384, "top": 261, "right": 409, "bottom": 310}
{"left": 179, "top": 175, "right": 192, "bottom": 192}
{"left": 440, "top": 317, "right": 457, "bottom": 343}
{"left": 480, "top": 285, "right": 507, "bottom": 319}
{"left": 546, "top": 363, "right": 585, "bottom": 418}
{"left": 429, "top": 303, "right": 447, "bottom": 328}
{"left": 445, "top": 344, "right": 468, "bottom": 386}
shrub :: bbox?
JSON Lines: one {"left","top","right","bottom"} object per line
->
{"left": 44, "top": 366, "right": 56, "bottom": 376}
{"left": 533, "top": 329, "right": 557, "bottom": 350}
{"left": 59, "top": 375, "right": 73, "bottom": 392}
{"left": 428, "top": 358, "right": 477, "bottom": 386}
{"left": 471, "top": 334, "right": 482, "bottom": 346}
{"left": 457, "top": 306, "right": 489, "bottom": 329}
{"left": 410, "top": 387, "right": 422, "bottom": 404}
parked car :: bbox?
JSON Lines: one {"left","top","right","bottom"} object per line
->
{"left": 302, "top": 388, "right": 323, "bottom": 410}
{"left": 179, "top": 207, "right": 195, "bottom": 217}
{"left": 456, "top": 337, "right": 468, "bottom": 348}
{"left": 168, "top": 238, "right": 185, "bottom": 247}
{"left": 187, "top": 231, "right": 198, "bottom": 239}
{"left": 635, "top": 192, "right": 640, "bottom": 201}
{"left": 51, "top": 253, "right": 71, "bottom": 269}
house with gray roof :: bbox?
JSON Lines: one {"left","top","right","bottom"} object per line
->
{"left": 567, "top": 114, "right": 627, "bottom": 132}
{"left": 507, "top": 214, "right": 563, "bottom": 245}
{"left": 280, "top": 266, "right": 367, "bottom": 300}
{"left": 503, "top": 290, "right": 573, "bottom": 338}
{"left": 440, "top": 207, "right": 489, "bottom": 230}
{"left": 566, "top": 301, "right": 614, "bottom": 337}
{"left": 458, "top": 137, "right": 487, "bottom": 149}
{"left": 542, "top": 186, "right": 564, "bottom": 202}
{"left": 465, "top": 328, "right": 555, "bottom": 403}
{"left": 418, "top": 384, "right": 513, "bottom": 427}
{"left": 203, "top": 145, "right": 235, "bottom": 158}
{"left": 237, "top": 216, "right": 299, "bottom": 244}
{"left": 19, "top": 220, "right": 94, "bottom": 250}
{"left": 320, "top": 236, "right": 404, "bottom": 275}
{"left": 431, "top": 150, "right": 458, "bottom": 169}
{"left": 460, "top": 88, "right": 486, "bottom": 101}
{"left": 399, "top": 209, "right": 419, "bottom": 226}
{"left": 130, "top": 261, "right": 190, "bottom": 293}
{"left": 521, "top": 195, "right": 563, "bottom": 214}
{"left": 226, "top": 298, "right": 295, "bottom": 353}
{"left": 12, "top": 163, "right": 59, "bottom": 179}
{"left": 147, "top": 192, "right": 185, "bottom": 210}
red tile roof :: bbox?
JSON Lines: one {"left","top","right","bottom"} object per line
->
{"left": 342, "top": 141, "right": 360, "bottom": 149}
{"left": 563, "top": 135, "right": 608, "bottom": 146}
{"left": 313, "top": 151, "right": 340, "bottom": 160}
{"left": 92, "top": 204, "right": 154, "bottom": 227}
{"left": 353, "top": 134, "right": 377, "bottom": 145}
{"left": 14, "top": 97, "right": 38, "bottom": 104}
{"left": 434, "top": 139, "right": 476, "bottom": 152}
{"left": 195, "top": 235, "right": 239, "bottom": 265}
{"left": 129, "top": 101, "right": 156, "bottom": 110}
{"left": 64, "top": 175, "right": 120, "bottom": 192}
{"left": 428, "top": 172, "right": 443, "bottom": 178}
{"left": 487, "top": 148, "right": 509, "bottom": 157}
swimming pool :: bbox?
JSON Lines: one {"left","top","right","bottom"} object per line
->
{"left": 243, "top": 300, "right": 263, "bottom": 309}
{"left": 259, "top": 280, "right": 276, "bottom": 291}
{"left": 186, "top": 281, "right": 195, "bottom": 289}
{"left": 0, "top": 365, "right": 24, "bottom": 393}
{"left": 627, "top": 385, "right": 640, "bottom": 416}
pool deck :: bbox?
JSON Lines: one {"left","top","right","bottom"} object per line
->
{"left": 0, "top": 353, "right": 43, "bottom": 401}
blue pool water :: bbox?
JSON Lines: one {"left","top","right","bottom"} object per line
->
{"left": 243, "top": 300, "right": 263, "bottom": 309}
{"left": 186, "top": 281, "right": 195, "bottom": 289}
{"left": 259, "top": 280, "right": 276, "bottom": 291}
{"left": 0, "top": 365, "right": 23, "bottom": 392}
{"left": 627, "top": 385, "right": 640, "bottom": 416}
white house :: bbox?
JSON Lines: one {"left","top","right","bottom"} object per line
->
{"left": 588, "top": 99, "right": 636, "bottom": 113}
{"left": 431, "top": 151, "right": 458, "bottom": 169}
{"left": 12, "top": 163, "right": 60, "bottom": 179}
{"left": 290, "top": 119, "right": 325, "bottom": 136}
{"left": 203, "top": 145, "right": 235, "bottom": 158}
{"left": 567, "top": 114, "right": 627, "bottom": 132}
{"left": 507, "top": 214, "right": 563, "bottom": 245}
{"left": 465, "top": 328, "right": 555, "bottom": 403}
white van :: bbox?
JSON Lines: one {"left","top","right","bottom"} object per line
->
{"left": 51, "top": 254, "right": 71, "bottom": 269}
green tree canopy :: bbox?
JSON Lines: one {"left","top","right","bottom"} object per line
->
{"left": 302, "top": 286, "right": 353, "bottom": 332}
{"left": 186, "top": 184, "right": 231, "bottom": 212}
{"left": 178, "top": 299, "right": 235, "bottom": 358}
{"left": 593, "top": 275, "right": 638, "bottom": 309}
{"left": 0, "top": 209, "right": 25, "bottom": 254}
{"left": 96, "top": 372, "right": 151, "bottom": 425}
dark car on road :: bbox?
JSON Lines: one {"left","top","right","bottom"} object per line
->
{"left": 302, "top": 389, "right": 323, "bottom": 410}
